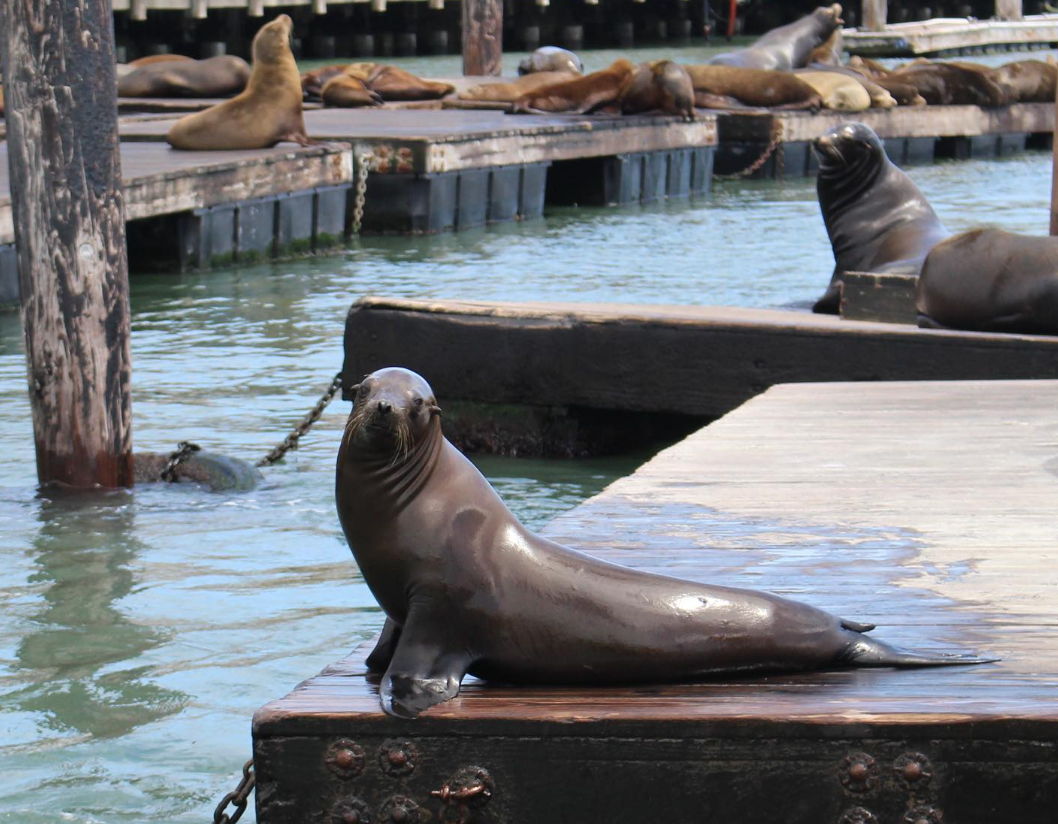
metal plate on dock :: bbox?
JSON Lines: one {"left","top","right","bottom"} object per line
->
{"left": 253, "top": 379, "right": 1058, "bottom": 824}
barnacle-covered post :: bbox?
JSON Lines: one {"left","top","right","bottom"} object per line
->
{"left": 462, "top": 0, "right": 503, "bottom": 77}
{"left": 0, "top": 0, "right": 134, "bottom": 487}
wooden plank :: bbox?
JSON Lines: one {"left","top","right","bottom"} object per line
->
{"left": 253, "top": 379, "right": 1058, "bottom": 824}
{"left": 341, "top": 297, "right": 1058, "bottom": 420}
{"left": 844, "top": 15, "right": 1058, "bottom": 56}
{"left": 0, "top": 142, "right": 352, "bottom": 244}
{"left": 120, "top": 108, "right": 719, "bottom": 174}
{"left": 839, "top": 271, "right": 918, "bottom": 324}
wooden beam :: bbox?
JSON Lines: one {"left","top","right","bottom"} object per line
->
{"left": 0, "top": 0, "right": 134, "bottom": 488}
{"left": 462, "top": 0, "right": 502, "bottom": 77}
{"left": 862, "top": 0, "right": 887, "bottom": 32}
{"left": 995, "top": 0, "right": 1023, "bottom": 21}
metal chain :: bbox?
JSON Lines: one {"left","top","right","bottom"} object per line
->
{"left": 350, "top": 150, "right": 371, "bottom": 235}
{"left": 161, "top": 441, "right": 202, "bottom": 482}
{"left": 715, "top": 121, "right": 785, "bottom": 181}
{"left": 212, "top": 759, "right": 255, "bottom": 824}
{"left": 256, "top": 371, "right": 344, "bottom": 467}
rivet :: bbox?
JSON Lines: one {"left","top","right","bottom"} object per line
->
{"left": 849, "top": 763, "right": 869, "bottom": 782}
{"left": 894, "top": 752, "right": 934, "bottom": 789}
{"left": 391, "top": 809, "right": 406, "bottom": 823}
{"left": 326, "top": 739, "right": 365, "bottom": 780}
{"left": 389, "top": 750, "right": 407, "bottom": 766}
{"left": 380, "top": 796, "right": 419, "bottom": 824}
{"left": 379, "top": 740, "right": 418, "bottom": 776}
{"left": 904, "top": 762, "right": 922, "bottom": 781}
{"left": 840, "top": 753, "right": 878, "bottom": 793}
{"left": 331, "top": 796, "right": 371, "bottom": 824}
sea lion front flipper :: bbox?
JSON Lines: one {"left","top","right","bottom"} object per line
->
{"left": 365, "top": 618, "right": 402, "bottom": 673}
{"left": 379, "top": 600, "right": 471, "bottom": 719}
{"left": 281, "top": 131, "right": 322, "bottom": 147}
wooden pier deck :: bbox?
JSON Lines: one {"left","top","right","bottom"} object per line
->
{"left": 0, "top": 142, "right": 352, "bottom": 301}
{"left": 253, "top": 378, "right": 1058, "bottom": 824}
{"left": 844, "top": 15, "right": 1058, "bottom": 57}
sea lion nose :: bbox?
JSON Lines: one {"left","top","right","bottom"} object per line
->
{"left": 377, "top": 400, "right": 392, "bottom": 416}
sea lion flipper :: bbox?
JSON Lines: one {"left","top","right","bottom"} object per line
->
{"left": 282, "top": 131, "right": 321, "bottom": 147}
{"left": 378, "top": 600, "right": 470, "bottom": 718}
{"left": 365, "top": 618, "right": 402, "bottom": 673}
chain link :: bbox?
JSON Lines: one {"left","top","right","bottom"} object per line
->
{"left": 350, "top": 150, "right": 371, "bottom": 235}
{"left": 256, "top": 372, "right": 344, "bottom": 467}
{"left": 212, "top": 759, "right": 255, "bottom": 824}
{"left": 161, "top": 441, "right": 202, "bottom": 482}
{"left": 715, "top": 121, "right": 785, "bottom": 181}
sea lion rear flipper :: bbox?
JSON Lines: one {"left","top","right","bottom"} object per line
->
{"left": 365, "top": 618, "right": 402, "bottom": 673}
{"left": 379, "top": 600, "right": 471, "bottom": 718}
{"left": 844, "top": 635, "right": 998, "bottom": 667}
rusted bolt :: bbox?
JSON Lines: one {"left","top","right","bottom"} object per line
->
{"left": 902, "top": 806, "right": 943, "bottom": 824}
{"left": 894, "top": 752, "right": 933, "bottom": 789}
{"left": 838, "top": 807, "right": 878, "bottom": 824}
{"left": 380, "top": 796, "right": 419, "bottom": 824}
{"left": 379, "top": 740, "right": 418, "bottom": 776}
{"left": 331, "top": 796, "right": 371, "bottom": 824}
{"left": 326, "top": 739, "right": 365, "bottom": 780}
{"left": 840, "top": 753, "right": 878, "bottom": 793}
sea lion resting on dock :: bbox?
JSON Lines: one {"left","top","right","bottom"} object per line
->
{"left": 883, "top": 63, "right": 1014, "bottom": 107}
{"left": 510, "top": 58, "right": 635, "bottom": 114}
{"left": 619, "top": 60, "right": 695, "bottom": 120}
{"left": 337, "top": 367, "right": 992, "bottom": 719}
{"left": 812, "top": 122, "right": 949, "bottom": 314}
{"left": 917, "top": 229, "right": 1058, "bottom": 335}
{"left": 794, "top": 69, "right": 874, "bottom": 111}
{"left": 518, "top": 46, "right": 583, "bottom": 76}
{"left": 683, "top": 66, "right": 822, "bottom": 111}
{"left": 989, "top": 59, "right": 1057, "bottom": 103}
{"left": 458, "top": 71, "right": 577, "bottom": 103}
{"left": 118, "top": 55, "right": 251, "bottom": 98}
{"left": 167, "top": 15, "right": 313, "bottom": 150}
{"left": 710, "top": 4, "right": 844, "bottom": 71}
{"left": 344, "top": 63, "right": 454, "bottom": 101}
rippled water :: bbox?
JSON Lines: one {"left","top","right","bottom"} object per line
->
{"left": 2, "top": 43, "right": 1057, "bottom": 822}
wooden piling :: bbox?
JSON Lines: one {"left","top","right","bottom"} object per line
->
{"left": 1051, "top": 72, "right": 1058, "bottom": 235}
{"left": 995, "top": 0, "right": 1024, "bottom": 21}
{"left": 0, "top": 0, "right": 135, "bottom": 488}
{"left": 862, "top": 0, "right": 888, "bottom": 32}
{"left": 462, "top": 0, "right": 502, "bottom": 76}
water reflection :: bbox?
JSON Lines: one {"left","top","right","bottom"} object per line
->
{"left": 8, "top": 491, "right": 186, "bottom": 743}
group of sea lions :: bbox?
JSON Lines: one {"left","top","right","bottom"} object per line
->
{"left": 812, "top": 121, "right": 1058, "bottom": 335}
{"left": 301, "top": 63, "right": 454, "bottom": 107}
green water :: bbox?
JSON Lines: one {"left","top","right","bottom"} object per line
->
{"left": 2, "top": 43, "right": 1058, "bottom": 821}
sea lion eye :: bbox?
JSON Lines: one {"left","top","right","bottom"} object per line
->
{"left": 413, "top": 397, "right": 424, "bottom": 407}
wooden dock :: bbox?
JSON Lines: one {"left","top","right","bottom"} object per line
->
{"left": 253, "top": 378, "right": 1058, "bottom": 824}
{"left": 717, "top": 101, "right": 1053, "bottom": 177}
{"left": 341, "top": 297, "right": 1058, "bottom": 453}
{"left": 0, "top": 142, "right": 352, "bottom": 302}
{"left": 844, "top": 15, "right": 1058, "bottom": 57}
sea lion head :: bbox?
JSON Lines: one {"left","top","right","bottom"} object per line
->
{"left": 819, "top": 3, "right": 844, "bottom": 26}
{"left": 813, "top": 122, "right": 884, "bottom": 178}
{"left": 344, "top": 367, "right": 442, "bottom": 458}
{"left": 252, "top": 14, "right": 294, "bottom": 65}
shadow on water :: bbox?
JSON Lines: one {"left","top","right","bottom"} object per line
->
{"left": 5, "top": 490, "right": 186, "bottom": 744}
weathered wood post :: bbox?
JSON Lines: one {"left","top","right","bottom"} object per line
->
{"left": 1051, "top": 76, "right": 1058, "bottom": 235}
{"left": 862, "top": 0, "right": 888, "bottom": 31}
{"left": 462, "top": 0, "right": 502, "bottom": 76}
{"left": 995, "top": 0, "right": 1023, "bottom": 20}
{"left": 0, "top": 0, "right": 135, "bottom": 488}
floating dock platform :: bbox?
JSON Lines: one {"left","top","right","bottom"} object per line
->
{"left": 0, "top": 141, "right": 351, "bottom": 303}
{"left": 341, "top": 297, "right": 1058, "bottom": 454}
{"left": 253, "top": 378, "right": 1058, "bottom": 824}
{"left": 844, "top": 14, "right": 1058, "bottom": 56}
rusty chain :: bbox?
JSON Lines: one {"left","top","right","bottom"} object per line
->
{"left": 212, "top": 759, "right": 255, "bottom": 824}
{"left": 161, "top": 441, "right": 202, "bottom": 482}
{"left": 256, "top": 371, "right": 344, "bottom": 467}
{"left": 350, "top": 150, "right": 372, "bottom": 235}
{"left": 714, "top": 121, "right": 785, "bottom": 181}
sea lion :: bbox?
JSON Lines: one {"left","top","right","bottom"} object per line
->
{"left": 321, "top": 74, "right": 383, "bottom": 108}
{"left": 811, "top": 122, "right": 949, "bottom": 314}
{"left": 710, "top": 4, "right": 844, "bottom": 71}
{"left": 458, "top": 71, "right": 577, "bottom": 102}
{"left": 989, "top": 59, "right": 1057, "bottom": 103}
{"left": 844, "top": 62, "right": 927, "bottom": 107}
{"left": 806, "top": 65, "right": 899, "bottom": 108}
{"left": 518, "top": 46, "right": 583, "bottom": 76}
{"left": 916, "top": 229, "right": 1058, "bottom": 335}
{"left": 683, "top": 65, "right": 822, "bottom": 110}
{"left": 511, "top": 58, "right": 634, "bottom": 115}
{"left": 166, "top": 15, "right": 313, "bottom": 150}
{"left": 345, "top": 63, "right": 454, "bottom": 101}
{"left": 126, "top": 53, "right": 195, "bottom": 68}
{"left": 118, "top": 55, "right": 251, "bottom": 98}
{"left": 887, "top": 63, "right": 1014, "bottom": 107}
{"left": 806, "top": 26, "right": 844, "bottom": 66}
{"left": 846, "top": 55, "right": 891, "bottom": 79}
{"left": 337, "top": 367, "right": 991, "bottom": 719}
{"left": 794, "top": 69, "right": 874, "bottom": 111}
{"left": 619, "top": 60, "right": 695, "bottom": 120}
{"left": 301, "top": 64, "right": 352, "bottom": 99}
{"left": 134, "top": 450, "right": 261, "bottom": 492}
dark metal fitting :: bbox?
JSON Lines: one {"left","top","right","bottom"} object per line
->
{"left": 331, "top": 797, "right": 372, "bottom": 824}
{"left": 840, "top": 753, "right": 878, "bottom": 793}
{"left": 380, "top": 795, "right": 420, "bottom": 824}
{"left": 838, "top": 807, "right": 879, "bottom": 824}
{"left": 903, "top": 806, "right": 943, "bottom": 824}
{"left": 326, "top": 739, "right": 366, "bottom": 780}
{"left": 894, "top": 752, "right": 934, "bottom": 788}
{"left": 379, "top": 740, "right": 418, "bottom": 776}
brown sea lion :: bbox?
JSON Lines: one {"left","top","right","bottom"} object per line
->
{"left": 321, "top": 74, "right": 383, "bottom": 108}
{"left": 458, "top": 71, "right": 577, "bottom": 102}
{"left": 846, "top": 55, "right": 891, "bottom": 79}
{"left": 345, "top": 63, "right": 454, "bottom": 101}
{"left": 990, "top": 59, "right": 1057, "bottom": 103}
{"left": 511, "top": 58, "right": 634, "bottom": 115}
{"left": 518, "top": 46, "right": 583, "bottom": 76}
{"left": 812, "top": 122, "right": 949, "bottom": 314}
{"left": 917, "top": 229, "right": 1058, "bottom": 335}
{"left": 887, "top": 63, "right": 1014, "bottom": 107}
{"left": 710, "top": 4, "right": 844, "bottom": 71}
{"left": 337, "top": 367, "right": 992, "bottom": 719}
{"left": 619, "top": 60, "right": 695, "bottom": 120}
{"left": 166, "top": 15, "right": 313, "bottom": 150}
{"left": 301, "top": 64, "right": 351, "bottom": 99}
{"left": 794, "top": 69, "right": 875, "bottom": 111}
{"left": 118, "top": 55, "right": 251, "bottom": 98}
{"left": 806, "top": 65, "right": 901, "bottom": 108}
{"left": 806, "top": 26, "right": 844, "bottom": 66}
{"left": 683, "top": 65, "right": 821, "bottom": 110}
{"left": 127, "top": 53, "right": 195, "bottom": 68}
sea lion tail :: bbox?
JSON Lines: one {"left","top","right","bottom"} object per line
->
{"left": 843, "top": 635, "right": 998, "bottom": 668}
